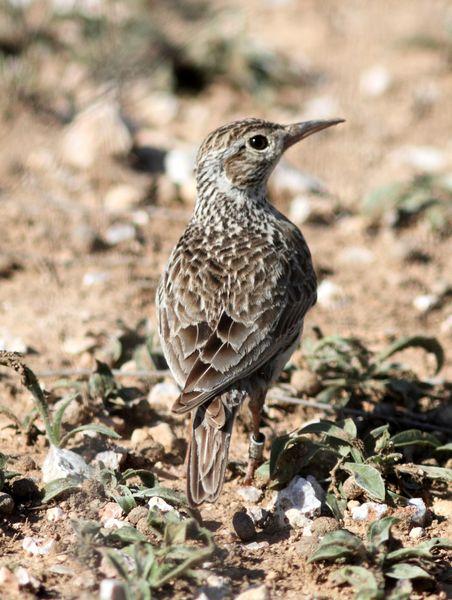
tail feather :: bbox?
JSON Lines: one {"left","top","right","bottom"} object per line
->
{"left": 187, "top": 399, "right": 237, "bottom": 506}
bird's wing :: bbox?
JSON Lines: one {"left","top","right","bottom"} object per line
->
{"left": 157, "top": 223, "right": 316, "bottom": 412}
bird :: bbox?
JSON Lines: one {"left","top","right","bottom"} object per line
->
{"left": 156, "top": 116, "right": 344, "bottom": 506}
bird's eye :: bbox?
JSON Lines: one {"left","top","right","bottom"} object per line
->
{"left": 248, "top": 135, "right": 269, "bottom": 150}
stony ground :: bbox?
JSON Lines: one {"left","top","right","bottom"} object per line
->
{"left": 0, "top": 1, "right": 451, "bottom": 599}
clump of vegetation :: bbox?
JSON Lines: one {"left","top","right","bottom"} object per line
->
{"left": 362, "top": 174, "right": 452, "bottom": 235}
{"left": 309, "top": 517, "right": 452, "bottom": 599}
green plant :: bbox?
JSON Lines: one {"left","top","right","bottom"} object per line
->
{"left": 309, "top": 517, "right": 452, "bottom": 599}
{"left": 0, "top": 351, "right": 119, "bottom": 448}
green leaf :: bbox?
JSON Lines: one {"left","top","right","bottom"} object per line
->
{"left": 325, "top": 492, "right": 346, "bottom": 520}
{"left": 121, "top": 469, "right": 156, "bottom": 488}
{"left": 435, "top": 442, "right": 452, "bottom": 454}
{"left": 298, "top": 421, "right": 354, "bottom": 444}
{"left": 108, "top": 526, "right": 147, "bottom": 544}
{"left": 332, "top": 566, "right": 381, "bottom": 599}
{"left": 391, "top": 429, "right": 441, "bottom": 448}
{"left": 308, "top": 529, "right": 365, "bottom": 563}
{"left": 386, "top": 537, "right": 452, "bottom": 561}
{"left": 343, "top": 418, "right": 357, "bottom": 438}
{"left": 368, "top": 517, "right": 399, "bottom": 547}
{"left": 375, "top": 336, "right": 444, "bottom": 375}
{"left": 52, "top": 394, "right": 78, "bottom": 444}
{"left": 385, "top": 563, "right": 432, "bottom": 580}
{"left": 104, "top": 548, "right": 131, "bottom": 581}
{"left": 59, "top": 423, "right": 120, "bottom": 447}
{"left": 417, "top": 465, "right": 452, "bottom": 482}
{"left": 269, "top": 433, "right": 291, "bottom": 477}
{"left": 164, "top": 520, "right": 189, "bottom": 546}
{"left": 387, "top": 579, "right": 412, "bottom": 600}
{"left": 343, "top": 463, "right": 385, "bottom": 501}
{"left": 42, "top": 476, "right": 82, "bottom": 502}
{"left": 110, "top": 485, "right": 137, "bottom": 514}
{"left": 134, "top": 486, "right": 187, "bottom": 507}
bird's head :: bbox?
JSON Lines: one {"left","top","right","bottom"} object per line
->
{"left": 196, "top": 117, "right": 344, "bottom": 193}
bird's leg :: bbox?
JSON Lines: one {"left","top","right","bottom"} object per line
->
{"left": 243, "top": 393, "right": 266, "bottom": 485}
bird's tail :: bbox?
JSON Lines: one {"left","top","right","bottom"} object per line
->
{"left": 187, "top": 393, "right": 237, "bottom": 506}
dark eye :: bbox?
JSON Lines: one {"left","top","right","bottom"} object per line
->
{"left": 248, "top": 135, "right": 269, "bottom": 150}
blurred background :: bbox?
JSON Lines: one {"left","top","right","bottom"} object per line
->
{"left": 0, "top": 0, "right": 451, "bottom": 374}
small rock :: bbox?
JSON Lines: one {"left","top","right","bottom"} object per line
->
{"left": 104, "top": 184, "right": 144, "bottom": 213}
{"left": 127, "top": 506, "right": 148, "bottom": 526}
{"left": 391, "top": 146, "right": 447, "bottom": 173}
{"left": 46, "top": 507, "right": 65, "bottom": 522}
{"left": 351, "top": 502, "right": 388, "bottom": 521}
{"left": 148, "top": 497, "right": 179, "bottom": 517}
{"left": 0, "top": 334, "right": 28, "bottom": 353}
{"left": 337, "top": 246, "right": 375, "bottom": 266}
{"left": 100, "top": 502, "right": 123, "bottom": 524}
{"left": 62, "top": 335, "right": 96, "bottom": 355}
{"left": 432, "top": 498, "right": 451, "bottom": 519}
{"left": 83, "top": 271, "right": 110, "bottom": 287}
{"left": 148, "top": 382, "right": 179, "bottom": 411}
{"left": 408, "top": 498, "right": 426, "bottom": 525}
{"left": 409, "top": 526, "right": 423, "bottom": 540}
{"left": 236, "top": 486, "right": 262, "bottom": 503}
{"left": 234, "top": 584, "right": 269, "bottom": 600}
{"left": 0, "top": 492, "right": 14, "bottom": 515}
{"left": 269, "top": 475, "right": 322, "bottom": 529}
{"left": 42, "top": 445, "right": 94, "bottom": 484}
{"left": 246, "top": 506, "right": 269, "bottom": 528}
{"left": 22, "top": 537, "right": 54, "bottom": 556}
{"left": 148, "top": 421, "right": 176, "bottom": 453}
{"left": 316, "top": 280, "right": 346, "bottom": 309}
{"left": 164, "top": 147, "right": 196, "bottom": 186}
{"left": 60, "top": 98, "right": 132, "bottom": 170}
{"left": 302, "top": 95, "right": 340, "bottom": 120}
{"left": 232, "top": 510, "right": 256, "bottom": 542}
{"left": 413, "top": 294, "right": 438, "bottom": 313}
{"left": 245, "top": 541, "right": 269, "bottom": 551}
{"left": 343, "top": 476, "right": 363, "bottom": 500}
{"left": 311, "top": 516, "right": 340, "bottom": 536}
{"left": 99, "top": 578, "right": 127, "bottom": 600}
{"left": 93, "top": 450, "right": 127, "bottom": 471}
{"left": 11, "top": 477, "right": 40, "bottom": 502}
{"left": 360, "top": 65, "right": 392, "bottom": 97}
{"left": 105, "top": 224, "right": 136, "bottom": 245}
{"left": 103, "top": 518, "right": 127, "bottom": 530}
{"left": 271, "top": 160, "right": 326, "bottom": 196}
{"left": 289, "top": 195, "right": 311, "bottom": 224}
{"left": 295, "top": 536, "right": 317, "bottom": 557}
{"left": 290, "top": 370, "right": 321, "bottom": 396}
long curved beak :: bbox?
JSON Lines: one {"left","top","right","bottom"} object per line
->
{"left": 284, "top": 118, "right": 345, "bottom": 150}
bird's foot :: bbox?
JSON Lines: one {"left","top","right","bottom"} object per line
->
{"left": 243, "top": 433, "right": 265, "bottom": 485}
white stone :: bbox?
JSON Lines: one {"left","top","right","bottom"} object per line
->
{"left": 408, "top": 498, "right": 426, "bottom": 525}
{"left": 234, "top": 584, "right": 270, "bottom": 600}
{"left": 0, "top": 334, "right": 27, "bottom": 353}
{"left": 351, "top": 502, "right": 388, "bottom": 521}
{"left": 104, "top": 184, "right": 143, "bottom": 214}
{"left": 103, "top": 518, "right": 127, "bottom": 530}
{"left": 46, "top": 507, "right": 65, "bottom": 522}
{"left": 62, "top": 335, "right": 96, "bottom": 355}
{"left": 41, "top": 445, "right": 94, "bottom": 484}
{"left": 360, "top": 65, "right": 392, "bottom": 97}
{"left": 60, "top": 98, "right": 132, "bottom": 170}
{"left": 272, "top": 160, "right": 326, "bottom": 196}
{"left": 93, "top": 450, "right": 126, "bottom": 470}
{"left": 164, "top": 147, "right": 196, "bottom": 186}
{"left": 99, "top": 578, "right": 127, "bottom": 600}
{"left": 289, "top": 195, "right": 311, "bottom": 224}
{"left": 131, "top": 210, "right": 150, "bottom": 225}
{"left": 148, "top": 497, "right": 179, "bottom": 517}
{"left": 317, "top": 280, "right": 346, "bottom": 309}
{"left": 409, "top": 526, "right": 423, "bottom": 540}
{"left": 302, "top": 95, "right": 340, "bottom": 120}
{"left": 148, "top": 421, "right": 176, "bottom": 453}
{"left": 412, "top": 294, "right": 438, "bottom": 313}
{"left": 236, "top": 486, "right": 263, "bottom": 503}
{"left": 391, "top": 146, "right": 447, "bottom": 173}
{"left": 148, "top": 382, "right": 179, "bottom": 410}
{"left": 105, "top": 224, "right": 136, "bottom": 245}
{"left": 82, "top": 271, "right": 110, "bottom": 287}
{"left": 268, "top": 475, "right": 322, "bottom": 529}
{"left": 22, "top": 537, "right": 54, "bottom": 556}
{"left": 337, "top": 246, "right": 375, "bottom": 266}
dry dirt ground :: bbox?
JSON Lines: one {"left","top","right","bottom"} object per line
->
{"left": 0, "top": 1, "right": 451, "bottom": 599}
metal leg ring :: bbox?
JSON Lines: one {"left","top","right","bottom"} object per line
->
{"left": 248, "top": 433, "right": 265, "bottom": 461}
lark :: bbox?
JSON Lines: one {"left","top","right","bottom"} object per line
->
{"left": 157, "top": 117, "right": 343, "bottom": 505}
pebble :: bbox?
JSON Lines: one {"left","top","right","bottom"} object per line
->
{"left": 0, "top": 334, "right": 27, "bottom": 353}
{"left": 99, "top": 502, "right": 123, "bottom": 523}
{"left": 234, "top": 585, "right": 269, "bottom": 600}
{"left": 343, "top": 476, "right": 363, "bottom": 500}
{"left": 268, "top": 475, "right": 322, "bottom": 529}
{"left": 60, "top": 98, "right": 132, "bottom": 170}
{"left": 82, "top": 271, "right": 110, "bottom": 287}
{"left": 164, "top": 147, "right": 196, "bottom": 186}
{"left": 46, "top": 507, "right": 65, "bottom": 522}
{"left": 62, "top": 335, "right": 96, "bottom": 355}
{"left": 391, "top": 145, "right": 447, "bottom": 173}
{"left": 99, "top": 579, "right": 127, "bottom": 600}
{"left": 359, "top": 65, "right": 392, "bottom": 97}
{"left": 105, "top": 224, "right": 136, "bottom": 245}
{"left": 271, "top": 160, "right": 326, "bottom": 196}
{"left": 316, "top": 280, "right": 346, "bottom": 309}
{"left": 408, "top": 498, "right": 426, "bottom": 525}
{"left": 409, "top": 526, "right": 423, "bottom": 540}
{"left": 246, "top": 506, "right": 268, "bottom": 528}
{"left": 236, "top": 486, "right": 262, "bottom": 503}
{"left": 104, "top": 184, "right": 144, "bottom": 213}
{"left": 311, "top": 516, "right": 340, "bottom": 536}
{"left": 289, "top": 195, "right": 312, "bottom": 224}
{"left": 22, "top": 537, "right": 54, "bottom": 556}
{"left": 41, "top": 445, "right": 94, "bottom": 484}
{"left": 413, "top": 294, "right": 438, "bottom": 314}
{"left": 127, "top": 506, "right": 148, "bottom": 526}
{"left": 350, "top": 502, "right": 388, "bottom": 521}
{"left": 302, "top": 95, "right": 340, "bottom": 120}
{"left": 11, "top": 477, "right": 40, "bottom": 502}
{"left": 290, "top": 369, "right": 321, "bottom": 396}
{"left": 148, "top": 382, "right": 180, "bottom": 411}
{"left": 0, "top": 492, "right": 14, "bottom": 515}
{"left": 92, "top": 450, "right": 127, "bottom": 471}
{"left": 147, "top": 421, "right": 176, "bottom": 453}
{"left": 148, "top": 496, "right": 179, "bottom": 515}
{"left": 432, "top": 498, "right": 451, "bottom": 519}
{"left": 232, "top": 511, "right": 256, "bottom": 542}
